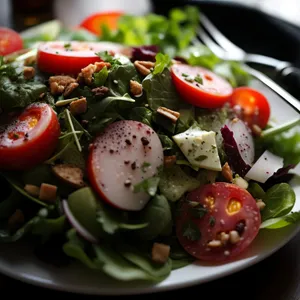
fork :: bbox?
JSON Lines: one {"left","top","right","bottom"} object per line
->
{"left": 194, "top": 13, "right": 300, "bottom": 113}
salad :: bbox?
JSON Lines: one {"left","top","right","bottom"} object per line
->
{"left": 0, "top": 6, "right": 299, "bottom": 282}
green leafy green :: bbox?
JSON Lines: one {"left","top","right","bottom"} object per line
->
{"left": 94, "top": 66, "right": 108, "bottom": 86}
{"left": 96, "top": 51, "right": 122, "bottom": 69}
{"left": 98, "top": 6, "right": 199, "bottom": 56}
{"left": 137, "top": 194, "right": 172, "bottom": 240}
{"left": 128, "top": 107, "right": 153, "bottom": 126}
{"left": 159, "top": 165, "right": 200, "bottom": 202}
{"left": 118, "top": 244, "right": 172, "bottom": 278}
{"left": 0, "top": 74, "right": 47, "bottom": 112}
{"left": 153, "top": 53, "right": 171, "bottom": 75}
{"left": 247, "top": 182, "right": 266, "bottom": 199}
{"left": 106, "top": 63, "right": 138, "bottom": 96}
{"left": 3, "top": 173, "right": 48, "bottom": 207}
{"left": 93, "top": 244, "right": 161, "bottom": 281}
{"left": 133, "top": 176, "right": 160, "bottom": 197}
{"left": 158, "top": 134, "right": 175, "bottom": 151}
{"left": 142, "top": 68, "right": 183, "bottom": 110}
{"left": 31, "top": 215, "right": 66, "bottom": 243}
{"left": 260, "top": 211, "right": 300, "bottom": 229}
{"left": 63, "top": 229, "right": 99, "bottom": 269}
{"left": 0, "top": 190, "right": 23, "bottom": 220}
{"left": 261, "top": 183, "right": 296, "bottom": 221}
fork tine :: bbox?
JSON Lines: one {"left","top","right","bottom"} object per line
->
{"left": 195, "top": 26, "right": 227, "bottom": 59}
{"left": 199, "top": 13, "right": 244, "bottom": 54}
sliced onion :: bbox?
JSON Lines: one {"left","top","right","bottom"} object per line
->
{"left": 62, "top": 199, "right": 99, "bottom": 244}
{"left": 245, "top": 150, "right": 284, "bottom": 183}
{"left": 225, "top": 118, "right": 255, "bottom": 166}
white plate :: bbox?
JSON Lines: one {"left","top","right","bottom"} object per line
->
{"left": 0, "top": 78, "right": 299, "bottom": 295}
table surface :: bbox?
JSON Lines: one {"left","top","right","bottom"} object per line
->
{"left": 0, "top": 0, "right": 300, "bottom": 298}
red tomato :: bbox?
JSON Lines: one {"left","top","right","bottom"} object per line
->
{"left": 79, "top": 11, "right": 123, "bottom": 35}
{"left": 37, "top": 41, "right": 130, "bottom": 75}
{"left": 176, "top": 182, "right": 261, "bottom": 262}
{"left": 171, "top": 64, "right": 233, "bottom": 109}
{"left": 0, "top": 103, "right": 60, "bottom": 170}
{"left": 0, "top": 27, "right": 23, "bottom": 56}
{"left": 229, "top": 87, "right": 271, "bottom": 129}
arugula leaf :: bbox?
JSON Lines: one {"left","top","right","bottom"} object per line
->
{"left": 142, "top": 68, "right": 183, "bottom": 110}
{"left": 136, "top": 194, "right": 172, "bottom": 240}
{"left": 133, "top": 176, "right": 160, "bottom": 197}
{"left": 128, "top": 107, "right": 153, "bottom": 126}
{"left": 2, "top": 172, "right": 48, "bottom": 207}
{"left": 94, "top": 66, "right": 108, "bottom": 86}
{"left": 260, "top": 211, "right": 300, "bottom": 229}
{"left": 106, "top": 62, "right": 139, "bottom": 96}
{"left": 153, "top": 53, "right": 171, "bottom": 75}
{"left": 261, "top": 183, "right": 296, "bottom": 221}
{"left": 159, "top": 165, "right": 200, "bottom": 202}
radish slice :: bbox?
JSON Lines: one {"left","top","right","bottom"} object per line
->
{"left": 245, "top": 150, "right": 284, "bottom": 183}
{"left": 62, "top": 199, "right": 99, "bottom": 244}
{"left": 88, "top": 120, "right": 164, "bottom": 211}
{"left": 225, "top": 118, "right": 255, "bottom": 166}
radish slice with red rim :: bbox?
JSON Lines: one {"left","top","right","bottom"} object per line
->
{"left": 88, "top": 120, "right": 164, "bottom": 211}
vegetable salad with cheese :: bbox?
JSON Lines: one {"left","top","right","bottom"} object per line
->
{"left": 0, "top": 6, "right": 299, "bottom": 282}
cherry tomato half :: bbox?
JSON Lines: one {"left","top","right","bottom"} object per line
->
{"left": 176, "top": 182, "right": 261, "bottom": 262}
{"left": 0, "top": 103, "right": 60, "bottom": 170}
{"left": 0, "top": 27, "right": 23, "bottom": 56}
{"left": 171, "top": 64, "right": 233, "bottom": 109}
{"left": 79, "top": 11, "right": 123, "bottom": 35}
{"left": 229, "top": 87, "right": 271, "bottom": 129}
{"left": 37, "top": 41, "right": 130, "bottom": 75}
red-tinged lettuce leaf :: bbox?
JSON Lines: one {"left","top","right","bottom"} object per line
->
{"left": 221, "top": 125, "right": 251, "bottom": 177}
{"left": 131, "top": 45, "right": 160, "bottom": 62}
{"left": 262, "top": 164, "right": 296, "bottom": 190}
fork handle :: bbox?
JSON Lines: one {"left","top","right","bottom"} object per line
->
{"left": 276, "top": 66, "right": 300, "bottom": 99}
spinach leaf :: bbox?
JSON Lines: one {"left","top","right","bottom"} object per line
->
{"left": 142, "top": 68, "right": 183, "bottom": 110}
{"left": 118, "top": 244, "right": 172, "bottom": 278}
{"left": 158, "top": 134, "right": 175, "bottom": 151}
{"left": 93, "top": 244, "right": 161, "bottom": 281}
{"left": 159, "top": 165, "right": 200, "bottom": 202}
{"left": 133, "top": 176, "right": 160, "bottom": 197}
{"left": 136, "top": 194, "right": 172, "bottom": 240}
{"left": 261, "top": 183, "right": 296, "bottom": 221}
{"left": 0, "top": 76, "right": 47, "bottom": 112}
{"left": 63, "top": 228, "right": 99, "bottom": 269}
{"left": 153, "top": 53, "right": 171, "bottom": 75}
{"left": 260, "top": 211, "right": 300, "bottom": 229}
{"left": 247, "top": 182, "right": 266, "bottom": 199}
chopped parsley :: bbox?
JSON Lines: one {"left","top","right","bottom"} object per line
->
{"left": 194, "top": 74, "right": 203, "bottom": 84}
{"left": 182, "top": 221, "right": 201, "bottom": 241}
{"left": 209, "top": 216, "right": 216, "bottom": 227}
{"left": 195, "top": 155, "right": 208, "bottom": 162}
{"left": 141, "top": 162, "right": 151, "bottom": 172}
